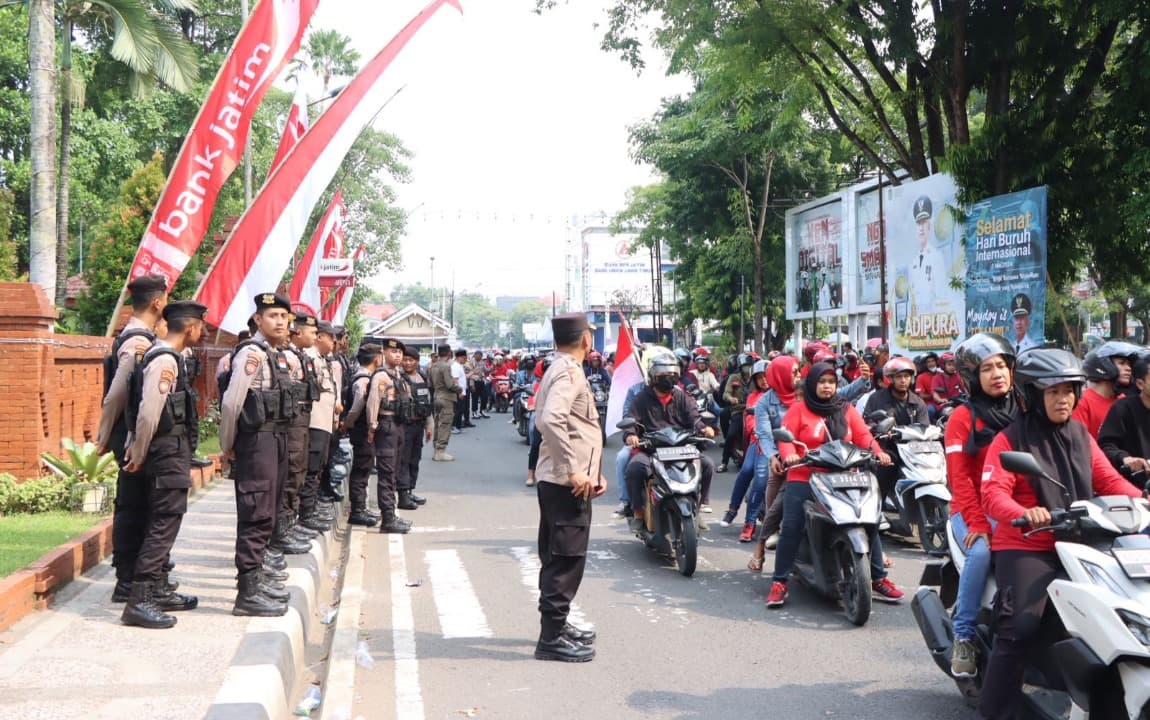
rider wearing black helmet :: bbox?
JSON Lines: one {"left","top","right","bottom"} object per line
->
{"left": 978, "top": 349, "right": 1140, "bottom": 719}
{"left": 1098, "top": 354, "right": 1150, "bottom": 481}
{"left": 1073, "top": 341, "right": 1142, "bottom": 437}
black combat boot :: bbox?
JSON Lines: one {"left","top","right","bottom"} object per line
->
{"left": 315, "top": 501, "right": 336, "bottom": 521}
{"left": 408, "top": 492, "right": 427, "bottom": 505}
{"left": 111, "top": 578, "right": 133, "bottom": 603}
{"left": 121, "top": 580, "right": 177, "bottom": 629}
{"left": 232, "top": 570, "right": 287, "bottom": 617}
{"left": 262, "top": 564, "right": 289, "bottom": 582}
{"left": 256, "top": 568, "right": 291, "bottom": 602}
{"left": 535, "top": 632, "right": 594, "bottom": 662}
{"left": 270, "top": 514, "right": 311, "bottom": 555}
{"left": 379, "top": 512, "right": 411, "bottom": 534}
{"left": 263, "top": 549, "right": 287, "bottom": 571}
{"left": 397, "top": 491, "right": 419, "bottom": 511}
{"left": 154, "top": 572, "right": 198, "bottom": 611}
{"left": 299, "top": 505, "right": 331, "bottom": 532}
{"left": 289, "top": 514, "right": 319, "bottom": 539}
{"left": 348, "top": 509, "right": 380, "bottom": 527}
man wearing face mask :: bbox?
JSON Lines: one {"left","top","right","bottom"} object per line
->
{"left": 623, "top": 354, "right": 717, "bottom": 531}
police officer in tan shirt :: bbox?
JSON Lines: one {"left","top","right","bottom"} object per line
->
{"left": 366, "top": 338, "right": 411, "bottom": 534}
{"left": 533, "top": 313, "right": 605, "bottom": 663}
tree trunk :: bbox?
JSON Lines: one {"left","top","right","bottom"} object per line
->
{"left": 56, "top": 21, "right": 74, "bottom": 307}
{"left": 28, "top": 0, "right": 57, "bottom": 300}
{"left": 752, "top": 153, "right": 775, "bottom": 355}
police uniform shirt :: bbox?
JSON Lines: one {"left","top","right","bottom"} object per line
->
{"left": 306, "top": 346, "right": 338, "bottom": 433}
{"left": 328, "top": 353, "right": 344, "bottom": 413}
{"left": 405, "top": 368, "right": 435, "bottom": 435}
{"left": 910, "top": 243, "right": 942, "bottom": 314}
{"left": 366, "top": 365, "right": 399, "bottom": 431}
{"left": 220, "top": 332, "right": 286, "bottom": 453}
{"left": 124, "top": 340, "right": 181, "bottom": 465}
{"left": 97, "top": 316, "right": 155, "bottom": 450}
{"left": 535, "top": 352, "right": 602, "bottom": 487}
{"left": 343, "top": 369, "right": 371, "bottom": 427}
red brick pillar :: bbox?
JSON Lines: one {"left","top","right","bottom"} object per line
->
{"left": 0, "top": 283, "right": 58, "bottom": 478}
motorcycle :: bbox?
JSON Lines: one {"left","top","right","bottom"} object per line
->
{"left": 492, "top": 375, "right": 514, "bottom": 414}
{"left": 772, "top": 422, "right": 893, "bottom": 626}
{"left": 913, "top": 451, "right": 1150, "bottom": 718}
{"left": 617, "top": 417, "right": 714, "bottom": 577}
{"left": 868, "top": 414, "right": 952, "bottom": 556}
{"left": 512, "top": 384, "right": 533, "bottom": 440}
{"left": 589, "top": 375, "right": 609, "bottom": 441}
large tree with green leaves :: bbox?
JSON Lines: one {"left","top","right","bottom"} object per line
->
{"left": 27, "top": 0, "right": 55, "bottom": 298}
{"left": 292, "top": 28, "right": 360, "bottom": 93}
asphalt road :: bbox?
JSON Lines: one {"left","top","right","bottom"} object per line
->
{"left": 347, "top": 413, "right": 974, "bottom": 720}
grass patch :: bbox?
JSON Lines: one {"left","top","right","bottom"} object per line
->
{"left": 0, "top": 511, "right": 105, "bottom": 578}
{"left": 198, "top": 433, "right": 221, "bottom": 457}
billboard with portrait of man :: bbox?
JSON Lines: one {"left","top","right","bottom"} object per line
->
{"left": 885, "top": 174, "right": 965, "bottom": 355}
{"left": 785, "top": 200, "right": 843, "bottom": 318}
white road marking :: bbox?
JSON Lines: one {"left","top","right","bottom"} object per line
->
{"left": 389, "top": 535, "right": 425, "bottom": 720}
{"left": 323, "top": 527, "right": 368, "bottom": 717}
{"left": 509, "top": 546, "right": 591, "bottom": 629}
{"left": 424, "top": 549, "right": 492, "bottom": 639}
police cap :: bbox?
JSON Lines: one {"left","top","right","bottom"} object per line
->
{"left": 403, "top": 345, "right": 420, "bottom": 360}
{"left": 551, "top": 313, "right": 596, "bottom": 346}
{"left": 1011, "top": 293, "right": 1032, "bottom": 317}
{"left": 253, "top": 292, "right": 292, "bottom": 314}
{"left": 294, "top": 313, "right": 318, "bottom": 328}
{"left": 162, "top": 300, "right": 208, "bottom": 322}
{"left": 381, "top": 337, "right": 405, "bottom": 351}
{"left": 127, "top": 273, "right": 167, "bottom": 299}
{"left": 316, "top": 320, "right": 336, "bottom": 337}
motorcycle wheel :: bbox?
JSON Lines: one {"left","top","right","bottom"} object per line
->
{"left": 916, "top": 499, "right": 949, "bottom": 556}
{"left": 837, "top": 543, "right": 872, "bottom": 626}
{"left": 669, "top": 512, "right": 697, "bottom": 577}
{"left": 517, "top": 415, "right": 528, "bottom": 438}
{"left": 497, "top": 397, "right": 508, "bottom": 413}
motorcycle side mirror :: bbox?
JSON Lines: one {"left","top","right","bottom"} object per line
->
{"left": 685, "top": 383, "right": 698, "bottom": 393}
{"left": 866, "top": 410, "right": 888, "bottom": 423}
{"left": 875, "top": 417, "right": 896, "bottom": 434}
{"left": 772, "top": 427, "right": 796, "bottom": 443}
{"left": 999, "top": 451, "right": 1046, "bottom": 478}
{"left": 616, "top": 418, "right": 638, "bottom": 431}
{"left": 699, "top": 411, "right": 716, "bottom": 423}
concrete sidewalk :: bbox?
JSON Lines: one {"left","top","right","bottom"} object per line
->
{"left": 0, "top": 479, "right": 345, "bottom": 720}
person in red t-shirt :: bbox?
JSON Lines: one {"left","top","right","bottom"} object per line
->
{"left": 942, "top": 334, "right": 1019, "bottom": 678}
{"left": 764, "top": 362, "right": 904, "bottom": 609}
{"left": 931, "top": 352, "right": 966, "bottom": 405}
{"left": 914, "top": 352, "right": 940, "bottom": 418}
{"left": 1072, "top": 340, "right": 1141, "bottom": 437}
{"left": 977, "top": 349, "right": 1140, "bottom": 719}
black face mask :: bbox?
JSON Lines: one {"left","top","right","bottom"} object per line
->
{"left": 653, "top": 375, "right": 677, "bottom": 393}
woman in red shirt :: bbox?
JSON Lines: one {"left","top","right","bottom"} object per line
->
{"left": 764, "top": 362, "right": 904, "bottom": 608}
{"left": 977, "top": 349, "right": 1141, "bottom": 720}
{"left": 943, "top": 333, "right": 1019, "bottom": 678}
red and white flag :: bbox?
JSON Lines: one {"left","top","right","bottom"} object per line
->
{"left": 119, "top": 0, "right": 318, "bottom": 293}
{"left": 288, "top": 189, "right": 345, "bottom": 316}
{"left": 196, "top": 0, "right": 462, "bottom": 334}
{"left": 270, "top": 85, "right": 309, "bottom": 173}
{"left": 605, "top": 316, "right": 643, "bottom": 435}
{"left": 326, "top": 244, "right": 365, "bottom": 325}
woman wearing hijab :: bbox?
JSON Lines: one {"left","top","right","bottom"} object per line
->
{"left": 944, "top": 334, "right": 1019, "bottom": 678}
{"left": 765, "top": 362, "right": 904, "bottom": 609}
{"left": 721, "top": 360, "right": 772, "bottom": 541}
{"left": 978, "top": 349, "right": 1140, "bottom": 719}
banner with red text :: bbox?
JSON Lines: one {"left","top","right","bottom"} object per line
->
{"left": 196, "top": 0, "right": 462, "bottom": 334}
{"left": 327, "top": 245, "right": 365, "bottom": 325}
{"left": 122, "top": 0, "right": 318, "bottom": 290}
{"left": 287, "top": 189, "right": 344, "bottom": 316}
{"left": 270, "top": 85, "right": 309, "bottom": 173}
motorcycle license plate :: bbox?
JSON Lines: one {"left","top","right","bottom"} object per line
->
{"left": 816, "top": 472, "right": 871, "bottom": 489}
{"left": 1113, "top": 548, "right": 1150, "bottom": 579}
{"left": 655, "top": 446, "right": 698, "bottom": 462}
{"left": 904, "top": 441, "right": 941, "bottom": 454}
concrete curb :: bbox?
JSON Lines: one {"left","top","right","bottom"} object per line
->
{"left": 203, "top": 505, "right": 349, "bottom": 720}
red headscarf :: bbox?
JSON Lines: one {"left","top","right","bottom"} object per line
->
{"left": 766, "top": 355, "right": 799, "bottom": 408}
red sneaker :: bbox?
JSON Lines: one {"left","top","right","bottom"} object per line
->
{"left": 872, "top": 577, "right": 904, "bottom": 603}
{"left": 765, "top": 581, "right": 788, "bottom": 608}
{"left": 738, "top": 523, "right": 755, "bottom": 542}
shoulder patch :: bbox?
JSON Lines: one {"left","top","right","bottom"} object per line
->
{"left": 245, "top": 356, "right": 260, "bottom": 376}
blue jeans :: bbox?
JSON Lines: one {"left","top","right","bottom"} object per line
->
{"left": 772, "top": 481, "right": 888, "bottom": 584}
{"left": 615, "top": 446, "right": 631, "bottom": 504}
{"left": 951, "top": 512, "right": 993, "bottom": 641}
{"left": 728, "top": 447, "right": 770, "bottom": 524}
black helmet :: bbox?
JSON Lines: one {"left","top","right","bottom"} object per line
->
{"left": 737, "top": 353, "right": 755, "bottom": 370}
{"left": 955, "top": 333, "right": 1015, "bottom": 392}
{"left": 1014, "top": 348, "right": 1085, "bottom": 411}
{"left": 1082, "top": 341, "right": 1142, "bottom": 383}
{"left": 648, "top": 355, "right": 680, "bottom": 385}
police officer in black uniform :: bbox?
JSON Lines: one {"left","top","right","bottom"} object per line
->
{"left": 341, "top": 344, "right": 382, "bottom": 526}
{"left": 272, "top": 314, "right": 320, "bottom": 554}
{"left": 220, "top": 293, "right": 296, "bottom": 617}
{"left": 397, "top": 345, "right": 432, "bottom": 509}
{"left": 367, "top": 338, "right": 411, "bottom": 533}
{"left": 120, "top": 300, "right": 206, "bottom": 628}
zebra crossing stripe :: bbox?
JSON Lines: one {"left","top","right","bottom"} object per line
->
{"left": 509, "top": 546, "right": 592, "bottom": 629}
{"left": 389, "top": 535, "right": 425, "bottom": 720}
{"left": 424, "top": 549, "right": 492, "bottom": 639}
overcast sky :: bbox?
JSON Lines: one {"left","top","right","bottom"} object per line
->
{"left": 309, "top": 0, "right": 689, "bottom": 301}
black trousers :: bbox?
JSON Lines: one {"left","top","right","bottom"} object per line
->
{"left": 397, "top": 422, "right": 424, "bottom": 492}
{"left": 319, "top": 430, "right": 342, "bottom": 498}
{"left": 280, "top": 419, "right": 310, "bottom": 516}
{"left": 348, "top": 431, "right": 373, "bottom": 512}
{"left": 536, "top": 481, "right": 591, "bottom": 638}
{"left": 373, "top": 416, "right": 402, "bottom": 514}
{"left": 453, "top": 396, "right": 470, "bottom": 429}
{"left": 301, "top": 428, "right": 331, "bottom": 512}
{"left": 721, "top": 413, "right": 743, "bottom": 465}
{"left": 110, "top": 422, "right": 149, "bottom": 582}
{"left": 977, "top": 550, "right": 1062, "bottom": 720}
{"left": 134, "top": 434, "right": 191, "bottom": 582}
{"left": 233, "top": 430, "right": 286, "bottom": 573}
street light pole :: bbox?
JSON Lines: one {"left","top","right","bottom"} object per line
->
{"left": 878, "top": 169, "right": 889, "bottom": 346}
{"left": 430, "top": 256, "right": 436, "bottom": 352}
{"left": 240, "top": 0, "right": 252, "bottom": 207}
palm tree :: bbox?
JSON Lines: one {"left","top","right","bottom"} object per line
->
{"left": 295, "top": 29, "right": 360, "bottom": 93}
{"left": 28, "top": 0, "right": 56, "bottom": 299}
{"left": 54, "top": 0, "right": 199, "bottom": 304}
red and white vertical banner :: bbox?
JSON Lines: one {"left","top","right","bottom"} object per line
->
{"left": 196, "top": 0, "right": 462, "bottom": 334}
{"left": 605, "top": 317, "right": 641, "bottom": 435}
{"left": 270, "top": 85, "right": 309, "bottom": 173}
{"left": 116, "top": 0, "right": 319, "bottom": 297}
{"left": 287, "top": 189, "right": 345, "bottom": 316}
{"left": 326, "top": 244, "right": 365, "bottom": 325}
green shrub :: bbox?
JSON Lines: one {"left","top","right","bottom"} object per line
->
{"left": 0, "top": 474, "right": 72, "bottom": 515}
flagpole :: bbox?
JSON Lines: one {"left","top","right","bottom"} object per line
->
{"left": 241, "top": 0, "right": 252, "bottom": 207}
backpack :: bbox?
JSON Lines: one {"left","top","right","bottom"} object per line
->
{"left": 103, "top": 328, "right": 155, "bottom": 398}
{"left": 217, "top": 340, "right": 258, "bottom": 397}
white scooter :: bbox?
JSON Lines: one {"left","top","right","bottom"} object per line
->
{"left": 913, "top": 450, "right": 1150, "bottom": 719}
{"left": 870, "top": 416, "right": 952, "bottom": 556}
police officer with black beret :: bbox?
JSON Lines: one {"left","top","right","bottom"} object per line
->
{"left": 397, "top": 345, "right": 432, "bottom": 510}
{"left": 367, "top": 338, "right": 412, "bottom": 533}
{"left": 341, "top": 343, "right": 383, "bottom": 526}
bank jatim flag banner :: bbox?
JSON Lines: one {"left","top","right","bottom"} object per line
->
{"left": 326, "top": 244, "right": 365, "bottom": 325}
{"left": 288, "top": 189, "right": 345, "bottom": 316}
{"left": 120, "top": 0, "right": 318, "bottom": 292}
{"left": 196, "top": 0, "right": 462, "bottom": 334}
{"left": 270, "top": 85, "right": 309, "bottom": 173}
{"left": 605, "top": 317, "right": 642, "bottom": 436}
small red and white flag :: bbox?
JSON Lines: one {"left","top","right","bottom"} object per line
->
{"left": 326, "top": 244, "right": 365, "bottom": 325}
{"left": 270, "top": 85, "right": 309, "bottom": 173}
{"left": 605, "top": 316, "right": 643, "bottom": 435}
{"left": 287, "top": 189, "right": 344, "bottom": 316}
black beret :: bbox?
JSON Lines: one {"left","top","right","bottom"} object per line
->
{"left": 334, "top": 325, "right": 347, "bottom": 339}
{"left": 162, "top": 300, "right": 208, "bottom": 322}
{"left": 253, "top": 292, "right": 291, "bottom": 313}
{"left": 403, "top": 345, "right": 420, "bottom": 360}
{"left": 294, "top": 313, "right": 318, "bottom": 328}
{"left": 551, "top": 312, "right": 596, "bottom": 345}
{"left": 381, "top": 337, "right": 405, "bottom": 351}
{"left": 316, "top": 321, "right": 336, "bottom": 336}
{"left": 437, "top": 345, "right": 453, "bottom": 357}
{"left": 127, "top": 273, "right": 168, "bottom": 298}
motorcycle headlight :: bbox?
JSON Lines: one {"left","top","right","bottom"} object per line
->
{"left": 1081, "top": 559, "right": 1130, "bottom": 598}
{"left": 1118, "top": 609, "right": 1150, "bottom": 647}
